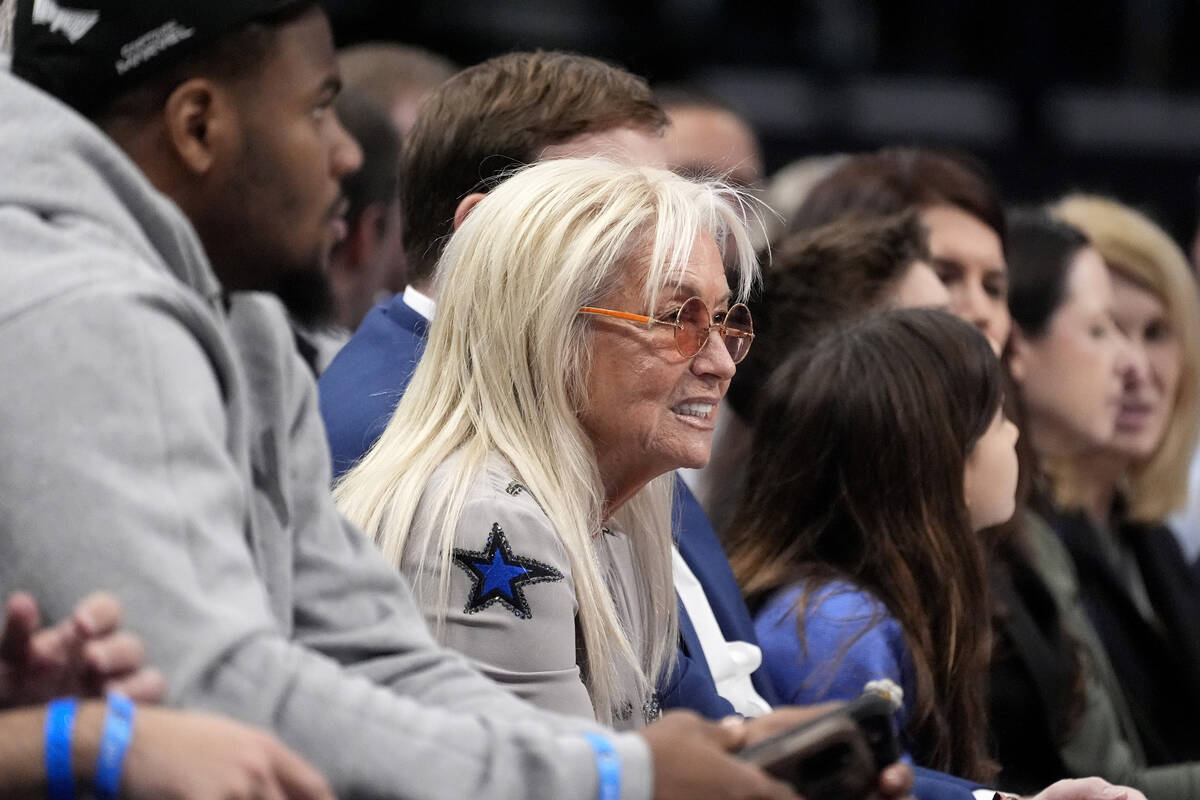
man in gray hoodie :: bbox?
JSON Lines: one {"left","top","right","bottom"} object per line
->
{"left": 0, "top": 1, "right": 817, "bottom": 798}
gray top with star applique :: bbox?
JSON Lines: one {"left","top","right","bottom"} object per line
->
{"left": 402, "top": 452, "right": 655, "bottom": 728}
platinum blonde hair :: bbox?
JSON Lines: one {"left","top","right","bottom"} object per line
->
{"left": 336, "top": 158, "right": 759, "bottom": 723}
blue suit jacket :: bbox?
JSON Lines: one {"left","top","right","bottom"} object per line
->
{"left": 912, "top": 768, "right": 983, "bottom": 800}
{"left": 668, "top": 479, "right": 782, "bottom": 710}
{"left": 318, "top": 294, "right": 427, "bottom": 478}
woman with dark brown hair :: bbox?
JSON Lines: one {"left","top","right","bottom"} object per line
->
{"left": 788, "top": 147, "right": 1011, "bottom": 353}
{"left": 727, "top": 308, "right": 1018, "bottom": 783}
{"left": 696, "top": 211, "right": 948, "bottom": 532}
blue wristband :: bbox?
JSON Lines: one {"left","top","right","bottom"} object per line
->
{"left": 583, "top": 732, "right": 621, "bottom": 800}
{"left": 94, "top": 692, "right": 136, "bottom": 800}
{"left": 44, "top": 697, "right": 78, "bottom": 800}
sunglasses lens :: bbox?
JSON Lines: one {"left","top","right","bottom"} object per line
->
{"left": 723, "top": 303, "right": 753, "bottom": 363}
{"left": 676, "top": 297, "right": 709, "bottom": 357}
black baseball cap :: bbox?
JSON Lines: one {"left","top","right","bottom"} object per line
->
{"left": 12, "top": 0, "right": 314, "bottom": 115}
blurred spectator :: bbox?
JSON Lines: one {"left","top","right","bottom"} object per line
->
{"left": 337, "top": 42, "right": 458, "bottom": 295}
{"left": 1037, "top": 196, "right": 1200, "bottom": 766}
{"left": 294, "top": 87, "right": 404, "bottom": 373}
{"left": 338, "top": 42, "right": 457, "bottom": 134}
{"left": 330, "top": 87, "right": 403, "bottom": 331}
{"left": 791, "top": 147, "right": 1011, "bottom": 353}
{"left": 656, "top": 86, "right": 764, "bottom": 190}
{"left": 1052, "top": 195, "right": 1200, "bottom": 554}
{"left": 759, "top": 154, "right": 850, "bottom": 245}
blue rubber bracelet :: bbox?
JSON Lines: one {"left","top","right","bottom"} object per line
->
{"left": 583, "top": 732, "right": 621, "bottom": 800}
{"left": 94, "top": 692, "right": 136, "bottom": 800}
{"left": 44, "top": 697, "right": 78, "bottom": 800}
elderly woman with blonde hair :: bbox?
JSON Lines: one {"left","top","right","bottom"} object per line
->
{"left": 335, "top": 158, "right": 757, "bottom": 728}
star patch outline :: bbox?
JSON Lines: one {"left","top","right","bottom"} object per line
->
{"left": 452, "top": 523, "right": 564, "bottom": 619}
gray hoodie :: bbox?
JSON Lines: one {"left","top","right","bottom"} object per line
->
{"left": 0, "top": 70, "right": 652, "bottom": 799}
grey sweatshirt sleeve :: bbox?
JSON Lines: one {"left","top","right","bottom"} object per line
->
{"left": 0, "top": 284, "right": 651, "bottom": 800}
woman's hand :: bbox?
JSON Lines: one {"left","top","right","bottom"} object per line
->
{"left": 0, "top": 591, "right": 164, "bottom": 707}
{"left": 122, "top": 707, "right": 335, "bottom": 800}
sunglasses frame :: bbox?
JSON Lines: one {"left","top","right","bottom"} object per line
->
{"left": 578, "top": 296, "right": 755, "bottom": 363}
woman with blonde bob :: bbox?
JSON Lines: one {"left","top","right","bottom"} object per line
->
{"left": 1036, "top": 195, "right": 1200, "bottom": 765}
{"left": 335, "top": 158, "right": 758, "bottom": 728}
{"left": 1048, "top": 194, "right": 1200, "bottom": 525}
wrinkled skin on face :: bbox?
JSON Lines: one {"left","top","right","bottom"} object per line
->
{"left": 580, "top": 232, "right": 737, "bottom": 510}
{"left": 1107, "top": 274, "right": 1181, "bottom": 461}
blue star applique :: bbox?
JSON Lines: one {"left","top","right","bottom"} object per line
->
{"left": 452, "top": 523, "right": 564, "bottom": 619}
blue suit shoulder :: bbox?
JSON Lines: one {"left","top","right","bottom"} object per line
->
{"left": 318, "top": 295, "right": 428, "bottom": 478}
{"left": 661, "top": 479, "right": 781, "bottom": 714}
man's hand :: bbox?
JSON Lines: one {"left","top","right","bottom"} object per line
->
{"left": 641, "top": 710, "right": 801, "bottom": 800}
{"left": 738, "top": 705, "right": 913, "bottom": 800}
{"left": 121, "top": 707, "right": 335, "bottom": 800}
{"left": 0, "top": 591, "right": 165, "bottom": 707}
{"left": 737, "top": 704, "right": 840, "bottom": 748}
{"left": 1028, "top": 778, "right": 1148, "bottom": 800}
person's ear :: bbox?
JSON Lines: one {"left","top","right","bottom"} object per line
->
{"left": 453, "top": 192, "right": 487, "bottom": 230}
{"left": 162, "top": 78, "right": 239, "bottom": 176}
{"left": 1006, "top": 325, "right": 1031, "bottom": 383}
{"left": 342, "top": 203, "right": 384, "bottom": 270}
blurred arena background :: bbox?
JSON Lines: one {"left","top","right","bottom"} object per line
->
{"left": 326, "top": 0, "right": 1200, "bottom": 249}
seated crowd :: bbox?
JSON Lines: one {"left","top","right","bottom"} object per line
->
{"left": 0, "top": 1, "right": 1196, "bottom": 799}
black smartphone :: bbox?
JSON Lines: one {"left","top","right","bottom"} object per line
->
{"left": 738, "top": 692, "right": 902, "bottom": 800}
{"left": 842, "top": 691, "right": 903, "bottom": 770}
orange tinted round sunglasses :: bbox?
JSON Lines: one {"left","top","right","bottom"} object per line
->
{"left": 578, "top": 296, "right": 755, "bottom": 363}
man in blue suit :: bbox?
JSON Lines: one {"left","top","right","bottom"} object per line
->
{"left": 671, "top": 479, "right": 779, "bottom": 713}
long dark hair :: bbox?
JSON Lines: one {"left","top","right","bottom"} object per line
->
{"left": 727, "top": 308, "right": 1003, "bottom": 781}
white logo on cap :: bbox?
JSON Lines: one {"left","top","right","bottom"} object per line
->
{"left": 31, "top": 0, "right": 100, "bottom": 44}
{"left": 114, "top": 20, "right": 194, "bottom": 75}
